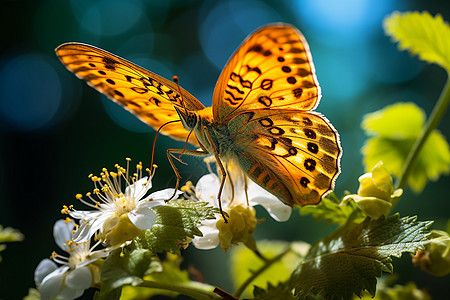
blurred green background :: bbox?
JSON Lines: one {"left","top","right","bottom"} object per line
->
{"left": 0, "top": 0, "right": 449, "bottom": 299}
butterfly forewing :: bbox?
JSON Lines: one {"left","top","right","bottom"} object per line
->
{"left": 212, "top": 24, "right": 320, "bottom": 124}
{"left": 229, "top": 109, "right": 341, "bottom": 206}
{"left": 55, "top": 43, "right": 204, "bottom": 145}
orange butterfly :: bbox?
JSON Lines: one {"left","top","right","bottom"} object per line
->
{"left": 56, "top": 23, "right": 342, "bottom": 220}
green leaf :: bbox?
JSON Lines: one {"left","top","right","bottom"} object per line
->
{"left": 362, "top": 102, "right": 450, "bottom": 193}
{"left": 299, "top": 193, "right": 365, "bottom": 226}
{"left": 290, "top": 215, "right": 432, "bottom": 300}
{"left": 230, "top": 241, "right": 309, "bottom": 298}
{"left": 121, "top": 253, "right": 191, "bottom": 299}
{"left": 100, "top": 247, "right": 155, "bottom": 295}
{"left": 362, "top": 102, "right": 425, "bottom": 139}
{"left": 383, "top": 11, "right": 450, "bottom": 72}
{"left": 142, "top": 199, "right": 219, "bottom": 254}
{"left": 0, "top": 224, "right": 24, "bottom": 243}
{"left": 0, "top": 225, "right": 24, "bottom": 263}
{"left": 253, "top": 282, "right": 297, "bottom": 300}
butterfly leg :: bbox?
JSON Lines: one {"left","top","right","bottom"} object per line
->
{"left": 166, "top": 148, "right": 210, "bottom": 200}
{"left": 203, "top": 127, "right": 228, "bottom": 223}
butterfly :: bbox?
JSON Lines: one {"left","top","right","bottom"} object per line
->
{"left": 56, "top": 23, "right": 342, "bottom": 221}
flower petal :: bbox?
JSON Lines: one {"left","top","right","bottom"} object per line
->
{"left": 72, "top": 213, "right": 110, "bottom": 243}
{"left": 53, "top": 220, "right": 75, "bottom": 252}
{"left": 38, "top": 266, "right": 69, "bottom": 300}
{"left": 192, "top": 220, "right": 220, "bottom": 250}
{"left": 145, "top": 188, "right": 182, "bottom": 201}
{"left": 195, "top": 174, "right": 221, "bottom": 206}
{"left": 34, "top": 258, "right": 58, "bottom": 286}
{"left": 125, "top": 176, "right": 151, "bottom": 200}
{"left": 247, "top": 182, "right": 292, "bottom": 222}
{"left": 128, "top": 201, "right": 161, "bottom": 230}
{"left": 58, "top": 286, "right": 85, "bottom": 300}
{"left": 65, "top": 267, "right": 92, "bottom": 290}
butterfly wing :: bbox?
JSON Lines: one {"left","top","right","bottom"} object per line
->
{"left": 212, "top": 23, "right": 320, "bottom": 123}
{"left": 228, "top": 109, "right": 341, "bottom": 206}
{"left": 56, "top": 42, "right": 205, "bottom": 145}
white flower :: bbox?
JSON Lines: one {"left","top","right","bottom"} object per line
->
{"left": 67, "top": 159, "right": 179, "bottom": 246}
{"left": 191, "top": 159, "right": 292, "bottom": 250}
{"left": 34, "top": 219, "right": 108, "bottom": 300}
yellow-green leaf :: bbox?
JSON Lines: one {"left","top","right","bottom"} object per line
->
{"left": 383, "top": 11, "right": 450, "bottom": 72}
{"left": 362, "top": 102, "right": 450, "bottom": 193}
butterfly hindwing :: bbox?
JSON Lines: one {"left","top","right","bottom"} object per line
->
{"left": 212, "top": 23, "right": 320, "bottom": 124}
{"left": 55, "top": 43, "right": 205, "bottom": 145}
{"left": 229, "top": 109, "right": 341, "bottom": 206}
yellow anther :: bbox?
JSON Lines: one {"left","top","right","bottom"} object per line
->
{"left": 153, "top": 164, "right": 158, "bottom": 169}
{"left": 86, "top": 192, "right": 91, "bottom": 197}
{"left": 68, "top": 241, "right": 75, "bottom": 246}
{"left": 102, "top": 186, "right": 110, "bottom": 192}
{"left": 88, "top": 174, "right": 93, "bottom": 178}
{"left": 126, "top": 157, "right": 131, "bottom": 161}
{"left": 64, "top": 217, "right": 72, "bottom": 223}
{"left": 95, "top": 202, "right": 100, "bottom": 208}
{"left": 61, "top": 205, "right": 70, "bottom": 214}
{"left": 93, "top": 188, "right": 100, "bottom": 194}
{"left": 50, "top": 251, "right": 58, "bottom": 259}
{"left": 110, "top": 171, "right": 117, "bottom": 178}
{"left": 102, "top": 168, "right": 108, "bottom": 172}
{"left": 76, "top": 194, "right": 83, "bottom": 199}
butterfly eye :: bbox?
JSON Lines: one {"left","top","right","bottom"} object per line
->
{"left": 186, "top": 112, "right": 198, "bottom": 128}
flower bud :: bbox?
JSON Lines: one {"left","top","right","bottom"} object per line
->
{"left": 413, "top": 230, "right": 450, "bottom": 276}
{"left": 343, "top": 162, "right": 402, "bottom": 219}
{"left": 216, "top": 205, "right": 257, "bottom": 252}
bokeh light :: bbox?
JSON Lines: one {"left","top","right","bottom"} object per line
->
{"left": 70, "top": 0, "right": 145, "bottom": 37}
{"left": 0, "top": 54, "right": 62, "bottom": 131}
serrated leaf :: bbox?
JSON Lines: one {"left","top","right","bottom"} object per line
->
{"left": 299, "top": 194, "right": 365, "bottom": 226}
{"left": 290, "top": 215, "right": 432, "bottom": 300}
{"left": 362, "top": 102, "right": 450, "bottom": 193}
{"left": 230, "top": 241, "right": 309, "bottom": 298}
{"left": 100, "top": 248, "right": 154, "bottom": 294}
{"left": 142, "top": 199, "right": 219, "bottom": 254}
{"left": 383, "top": 11, "right": 450, "bottom": 72}
{"left": 253, "top": 282, "right": 297, "bottom": 300}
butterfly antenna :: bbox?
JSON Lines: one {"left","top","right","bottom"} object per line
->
{"left": 149, "top": 119, "right": 182, "bottom": 180}
{"left": 172, "top": 75, "right": 191, "bottom": 159}
{"left": 172, "top": 76, "right": 186, "bottom": 112}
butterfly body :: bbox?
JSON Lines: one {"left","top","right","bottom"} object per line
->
{"left": 56, "top": 23, "right": 342, "bottom": 209}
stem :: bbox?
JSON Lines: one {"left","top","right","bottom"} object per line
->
{"left": 395, "top": 77, "right": 450, "bottom": 191}
{"left": 233, "top": 247, "right": 292, "bottom": 298}
{"left": 140, "top": 280, "right": 220, "bottom": 300}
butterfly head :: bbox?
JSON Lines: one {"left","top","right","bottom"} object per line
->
{"left": 174, "top": 106, "right": 198, "bottom": 130}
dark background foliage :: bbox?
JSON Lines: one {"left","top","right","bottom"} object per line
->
{"left": 0, "top": 0, "right": 449, "bottom": 298}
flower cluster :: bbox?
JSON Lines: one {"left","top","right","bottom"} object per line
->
{"left": 34, "top": 219, "right": 108, "bottom": 300}
{"left": 35, "top": 159, "right": 174, "bottom": 299}
{"left": 34, "top": 157, "right": 292, "bottom": 298}
{"left": 188, "top": 158, "right": 292, "bottom": 251}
